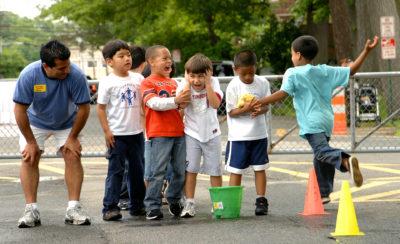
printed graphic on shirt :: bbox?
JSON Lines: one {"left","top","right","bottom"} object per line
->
{"left": 191, "top": 93, "right": 208, "bottom": 113}
{"left": 120, "top": 84, "right": 139, "bottom": 108}
{"left": 159, "top": 90, "right": 171, "bottom": 98}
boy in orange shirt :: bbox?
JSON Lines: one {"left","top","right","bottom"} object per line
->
{"left": 140, "top": 45, "right": 191, "bottom": 220}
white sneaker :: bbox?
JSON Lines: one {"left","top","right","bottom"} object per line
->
{"left": 65, "top": 203, "right": 91, "bottom": 225}
{"left": 18, "top": 205, "right": 41, "bottom": 228}
{"left": 180, "top": 201, "right": 196, "bottom": 218}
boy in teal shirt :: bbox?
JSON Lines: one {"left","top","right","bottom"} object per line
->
{"left": 260, "top": 35, "right": 378, "bottom": 203}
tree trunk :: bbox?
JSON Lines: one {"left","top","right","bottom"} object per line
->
{"left": 329, "top": 0, "right": 353, "bottom": 63}
{"left": 355, "top": 0, "right": 400, "bottom": 114}
{"left": 355, "top": 0, "right": 399, "bottom": 71}
{"left": 396, "top": 0, "right": 400, "bottom": 19}
{"left": 205, "top": 13, "right": 219, "bottom": 45}
{"left": 304, "top": 4, "right": 330, "bottom": 64}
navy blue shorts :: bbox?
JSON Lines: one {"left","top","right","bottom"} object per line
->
{"left": 225, "top": 138, "right": 269, "bottom": 174}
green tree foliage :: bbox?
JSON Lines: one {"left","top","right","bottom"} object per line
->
{"left": 0, "top": 48, "right": 27, "bottom": 78}
{"left": 234, "top": 12, "right": 301, "bottom": 73}
{"left": 291, "top": 0, "right": 330, "bottom": 23}
{"left": 258, "top": 19, "right": 302, "bottom": 73}
{"left": 42, "top": 0, "right": 299, "bottom": 74}
{"left": 0, "top": 12, "right": 48, "bottom": 78}
{"left": 0, "top": 11, "right": 80, "bottom": 78}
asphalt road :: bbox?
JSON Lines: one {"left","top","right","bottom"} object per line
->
{"left": 1, "top": 153, "right": 399, "bottom": 243}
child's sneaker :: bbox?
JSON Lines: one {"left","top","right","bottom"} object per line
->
{"left": 168, "top": 202, "right": 183, "bottom": 217}
{"left": 118, "top": 198, "right": 129, "bottom": 210}
{"left": 65, "top": 203, "right": 91, "bottom": 225}
{"left": 181, "top": 201, "right": 196, "bottom": 218}
{"left": 322, "top": 196, "right": 331, "bottom": 205}
{"left": 130, "top": 208, "right": 146, "bottom": 216}
{"left": 17, "top": 205, "right": 41, "bottom": 228}
{"left": 349, "top": 156, "right": 363, "bottom": 187}
{"left": 146, "top": 209, "right": 163, "bottom": 220}
{"left": 103, "top": 210, "right": 122, "bottom": 221}
{"left": 255, "top": 197, "right": 269, "bottom": 216}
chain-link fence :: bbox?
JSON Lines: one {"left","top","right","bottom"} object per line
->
{"left": 1, "top": 72, "right": 400, "bottom": 159}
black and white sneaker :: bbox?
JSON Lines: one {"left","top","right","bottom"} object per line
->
{"left": 146, "top": 209, "right": 163, "bottom": 220}
{"left": 118, "top": 198, "right": 129, "bottom": 211}
{"left": 168, "top": 202, "right": 183, "bottom": 217}
{"left": 130, "top": 208, "right": 146, "bottom": 216}
{"left": 255, "top": 197, "right": 269, "bottom": 216}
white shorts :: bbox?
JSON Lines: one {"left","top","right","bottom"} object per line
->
{"left": 19, "top": 125, "right": 74, "bottom": 153}
{"left": 185, "top": 134, "right": 222, "bottom": 176}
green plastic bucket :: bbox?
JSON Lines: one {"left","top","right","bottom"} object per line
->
{"left": 209, "top": 186, "right": 243, "bottom": 219}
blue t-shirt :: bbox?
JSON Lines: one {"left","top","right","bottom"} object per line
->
{"left": 13, "top": 60, "right": 90, "bottom": 130}
{"left": 280, "top": 64, "right": 350, "bottom": 138}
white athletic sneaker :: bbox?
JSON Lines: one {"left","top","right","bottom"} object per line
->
{"left": 18, "top": 205, "right": 41, "bottom": 228}
{"left": 65, "top": 203, "right": 91, "bottom": 225}
{"left": 180, "top": 201, "right": 196, "bottom": 218}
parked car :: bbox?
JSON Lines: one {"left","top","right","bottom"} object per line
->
{"left": 212, "top": 61, "right": 234, "bottom": 115}
{"left": 212, "top": 60, "right": 234, "bottom": 77}
{"left": 86, "top": 76, "right": 98, "bottom": 105}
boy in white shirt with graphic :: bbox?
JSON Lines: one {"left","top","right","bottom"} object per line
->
{"left": 225, "top": 50, "right": 271, "bottom": 215}
{"left": 177, "top": 53, "right": 223, "bottom": 217}
{"left": 97, "top": 40, "right": 146, "bottom": 221}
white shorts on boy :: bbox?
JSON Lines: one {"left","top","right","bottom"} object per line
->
{"left": 185, "top": 135, "right": 222, "bottom": 176}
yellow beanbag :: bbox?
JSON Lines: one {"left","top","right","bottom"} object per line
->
{"left": 237, "top": 93, "right": 255, "bottom": 108}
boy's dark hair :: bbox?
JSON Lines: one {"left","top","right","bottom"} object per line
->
{"left": 184, "top": 53, "right": 212, "bottom": 74}
{"left": 141, "top": 64, "right": 151, "bottom": 78}
{"left": 233, "top": 50, "right": 257, "bottom": 67}
{"left": 291, "top": 35, "right": 319, "bottom": 61}
{"left": 145, "top": 45, "right": 168, "bottom": 61}
{"left": 130, "top": 45, "right": 146, "bottom": 69}
{"left": 170, "top": 61, "right": 176, "bottom": 78}
{"left": 40, "top": 40, "right": 70, "bottom": 68}
{"left": 102, "top": 40, "right": 130, "bottom": 60}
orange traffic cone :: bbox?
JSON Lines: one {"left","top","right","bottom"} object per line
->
{"left": 299, "top": 168, "right": 329, "bottom": 216}
{"left": 332, "top": 88, "right": 348, "bottom": 135}
{"left": 331, "top": 180, "right": 364, "bottom": 236}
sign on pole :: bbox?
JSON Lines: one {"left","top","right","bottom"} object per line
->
{"left": 380, "top": 16, "right": 396, "bottom": 60}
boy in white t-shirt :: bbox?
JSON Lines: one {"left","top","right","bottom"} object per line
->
{"left": 97, "top": 40, "right": 146, "bottom": 221}
{"left": 225, "top": 50, "right": 271, "bottom": 215}
{"left": 118, "top": 45, "right": 147, "bottom": 210}
{"left": 177, "top": 53, "right": 223, "bottom": 217}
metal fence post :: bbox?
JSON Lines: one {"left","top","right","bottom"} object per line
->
{"left": 349, "top": 77, "right": 356, "bottom": 151}
{"left": 267, "top": 104, "right": 272, "bottom": 152}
